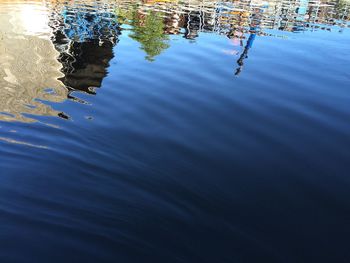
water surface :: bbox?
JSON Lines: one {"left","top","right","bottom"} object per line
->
{"left": 0, "top": 0, "right": 350, "bottom": 262}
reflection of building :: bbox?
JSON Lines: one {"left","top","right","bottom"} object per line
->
{"left": 0, "top": 2, "right": 67, "bottom": 122}
{"left": 49, "top": 4, "right": 121, "bottom": 94}
{"left": 115, "top": 0, "right": 349, "bottom": 69}
{"left": 0, "top": 0, "right": 121, "bottom": 122}
{"left": 0, "top": 0, "right": 349, "bottom": 123}
{"left": 52, "top": 39, "right": 117, "bottom": 95}
{"left": 117, "top": 0, "right": 349, "bottom": 38}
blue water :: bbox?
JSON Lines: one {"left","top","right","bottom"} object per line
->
{"left": 0, "top": 0, "right": 350, "bottom": 262}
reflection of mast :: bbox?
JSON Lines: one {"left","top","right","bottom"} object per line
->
{"left": 184, "top": 10, "right": 201, "bottom": 39}
{"left": 311, "top": 0, "right": 321, "bottom": 32}
{"left": 235, "top": 0, "right": 264, "bottom": 76}
{"left": 235, "top": 29, "right": 256, "bottom": 75}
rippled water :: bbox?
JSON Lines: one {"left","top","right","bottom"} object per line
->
{"left": 0, "top": 0, "right": 350, "bottom": 262}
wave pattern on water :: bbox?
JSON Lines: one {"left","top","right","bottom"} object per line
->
{"left": 0, "top": 1, "right": 350, "bottom": 263}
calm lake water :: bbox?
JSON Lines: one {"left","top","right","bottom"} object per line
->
{"left": 0, "top": 0, "right": 350, "bottom": 262}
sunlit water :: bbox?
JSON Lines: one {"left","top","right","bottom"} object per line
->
{"left": 0, "top": 0, "right": 350, "bottom": 262}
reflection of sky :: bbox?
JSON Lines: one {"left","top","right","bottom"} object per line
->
{"left": 18, "top": 4, "right": 51, "bottom": 36}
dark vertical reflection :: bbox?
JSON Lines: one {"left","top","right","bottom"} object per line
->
{"left": 49, "top": 4, "right": 121, "bottom": 95}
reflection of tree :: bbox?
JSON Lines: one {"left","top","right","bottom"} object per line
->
{"left": 119, "top": 7, "right": 169, "bottom": 61}
{"left": 335, "top": 0, "right": 349, "bottom": 20}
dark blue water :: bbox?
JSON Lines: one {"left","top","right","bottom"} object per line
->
{"left": 1, "top": 0, "right": 350, "bottom": 262}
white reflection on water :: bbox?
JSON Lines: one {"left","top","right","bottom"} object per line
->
{"left": 0, "top": 136, "right": 49, "bottom": 149}
{"left": 0, "top": 1, "right": 67, "bottom": 123}
{"left": 19, "top": 3, "right": 51, "bottom": 36}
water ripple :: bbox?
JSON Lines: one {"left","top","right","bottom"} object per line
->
{"left": 1, "top": 0, "right": 350, "bottom": 262}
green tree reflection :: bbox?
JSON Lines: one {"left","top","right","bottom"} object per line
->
{"left": 118, "top": 7, "right": 169, "bottom": 61}
{"left": 335, "top": 0, "right": 350, "bottom": 19}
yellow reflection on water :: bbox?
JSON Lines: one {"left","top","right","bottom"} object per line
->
{"left": 0, "top": 1, "right": 67, "bottom": 123}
